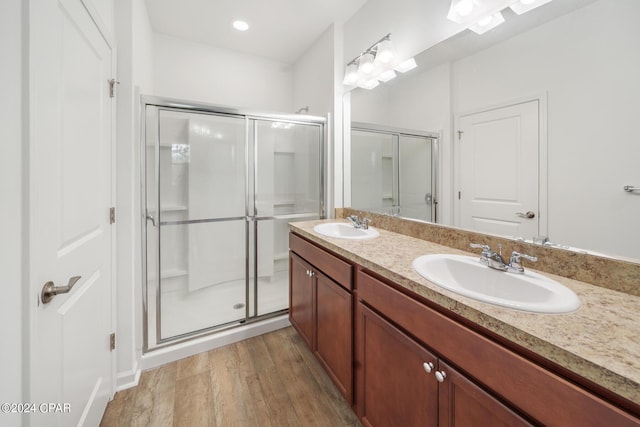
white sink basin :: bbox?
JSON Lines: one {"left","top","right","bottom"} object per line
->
{"left": 412, "top": 254, "right": 580, "bottom": 314}
{"left": 313, "top": 222, "right": 380, "bottom": 240}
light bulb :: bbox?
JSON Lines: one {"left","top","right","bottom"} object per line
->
{"left": 358, "top": 52, "right": 375, "bottom": 75}
{"left": 456, "top": 0, "right": 474, "bottom": 17}
{"left": 375, "top": 39, "right": 395, "bottom": 65}
{"left": 232, "top": 20, "right": 249, "bottom": 31}
{"left": 343, "top": 63, "right": 359, "bottom": 86}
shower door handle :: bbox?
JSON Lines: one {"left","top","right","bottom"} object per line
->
{"left": 425, "top": 193, "right": 432, "bottom": 206}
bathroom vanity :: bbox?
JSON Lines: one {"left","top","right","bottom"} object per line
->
{"left": 289, "top": 219, "right": 640, "bottom": 426}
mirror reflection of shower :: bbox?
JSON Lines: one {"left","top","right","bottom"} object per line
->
{"left": 349, "top": 123, "right": 438, "bottom": 223}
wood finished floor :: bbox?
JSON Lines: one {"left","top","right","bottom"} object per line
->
{"left": 100, "top": 327, "right": 361, "bottom": 427}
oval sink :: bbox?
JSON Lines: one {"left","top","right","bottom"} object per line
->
{"left": 412, "top": 254, "right": 580, "bottom": 314}
{"left": 313, "top": 222, "right": 380, "bottom": 240}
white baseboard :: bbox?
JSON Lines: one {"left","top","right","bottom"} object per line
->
{"left": 116, "top": 365, "right": 142, "bottom": 392}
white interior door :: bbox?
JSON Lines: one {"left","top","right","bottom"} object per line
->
{"left": 29, "top": 0, "right": 114, "bottom": 425}
{"left": 457, "top": 100, "right": 540, "bottom": 238}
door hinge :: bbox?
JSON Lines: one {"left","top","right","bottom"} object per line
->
{"left": 110, "top": 333, "right": 116, "bottom": 351}
{"left": 458, "top": 191, "right": 461, "bottom": 200}
{"left": 108, "top": 78, "right": 120, "bottom": 98}
{"left": 110, "top": 207, "right": 116, "bottom": 224}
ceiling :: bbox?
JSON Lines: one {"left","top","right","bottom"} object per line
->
{"left": 145, "top": 0, "right": 368, "bottom": 64}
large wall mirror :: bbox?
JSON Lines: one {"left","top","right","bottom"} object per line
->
{"left": 344, "top": 0, "right": 640, "bottom": 262}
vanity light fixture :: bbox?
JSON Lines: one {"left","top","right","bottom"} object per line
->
{"left": 343, "top": 63, "right": 359, "bottom": 86}
{"left": 447, "top": 0, "right": 553, "bottom": 34}
{"left": 447, "top": 0, "right": 510, "bottom": 27}
{"left": 343, "top": 34, "right": 417, "bottom": 90}
{"left": 510, "top": 0, "right": 553, "bottom": 15}
{"left": 469, "top": 12, "right": 505, "bottom": 34}
{"left": 394, "top": 57, "right": 417, "bottom": 73}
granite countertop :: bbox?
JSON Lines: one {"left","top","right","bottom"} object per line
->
{"left": 290, "top": 219, "right": 640, "bottom": 407}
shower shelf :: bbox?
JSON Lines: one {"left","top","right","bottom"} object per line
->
{"left": 147, "top": 205, "right": 188, "bottom": 214}
{"left": 160, "top": 205, "right": 188, "bottom": 212}
{"left": 147, "top": 269, "right": 188, "bottom": 281}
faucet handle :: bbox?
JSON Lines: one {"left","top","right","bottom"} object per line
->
{"left": 362, "top": 218, "right": 370, "bottom": 229}
{"left": 470, "top": 243, "right": 491, "bottom": 265}
{"left": 510, "top": 251, "right": 537, "bottom": 263}
{"left": 508, "top": 251, "right": 538, "bottom": 274}
{"left": 470, "top": 243, "right": 490, "bottom": 251}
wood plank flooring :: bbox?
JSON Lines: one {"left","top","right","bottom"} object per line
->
{"left": 100, "top": 327, "right": 361, "bottom": 427}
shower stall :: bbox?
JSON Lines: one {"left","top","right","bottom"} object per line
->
{"left": 141, "top": 96, "right": 324, "bottom": 351}
{"left": 349, "top": 122, "right": 438, "bottom": 222}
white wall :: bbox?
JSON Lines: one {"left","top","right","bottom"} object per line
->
{"left": 153, "top": 33, "right": 294, "bottom": 112}
{"left": 293, "top": 26, "right": 335, "bottom": 116}
{"left": 292, "top": 24, "right": 344, "bottom": 214}
{"left": 0, "top": 1, "right": 24, "bottom": 424}
{"left": 115, "top": 0, "right": 154, "bottom": 390}
{"left": 453, "top": 0, "right": 640, "bottom": 259}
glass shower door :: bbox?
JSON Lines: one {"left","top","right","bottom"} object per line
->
{"left": 143, "top": 99, "right": 325, "bottom": 351}
{"left": 250, "top": 118, "right": 323, "bottom": 316}
{"left": 350, "top": 129, "right": 398, "bottom": 211}
{"left": 146, "top": 108, "right": 247, "bottom": 345}
{"left": 399, "top": 135, "right": 436, "bottom": 222}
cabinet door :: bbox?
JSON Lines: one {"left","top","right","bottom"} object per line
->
{"left": 316, "top": 272, "right": 353, "bottom": 403}
{"left": 289, "top": 253, "right": 314, "bottom": 348}
{"left": 356, "top": 303, "right": 438, "bottom": 427}
{"left": 438, "top": 360, "right": 533, "bottom": 427}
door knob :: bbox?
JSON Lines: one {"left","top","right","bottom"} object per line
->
{"left": 41, "top": 276, "right": 81, "bottom": 304}
{"left": 516, "top": 211, "right": 535, "bottom": 219}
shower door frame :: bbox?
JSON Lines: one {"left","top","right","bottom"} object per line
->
{"left": 140, "top": 95, "right": 326, "bottom": 352}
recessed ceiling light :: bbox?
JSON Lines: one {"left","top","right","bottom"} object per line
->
{"left": 233, "top": 20, "right": 249, "bottom": 31}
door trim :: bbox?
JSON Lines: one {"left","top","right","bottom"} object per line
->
{"left": 453, "top": 93, "right": 548, "bottom": 237}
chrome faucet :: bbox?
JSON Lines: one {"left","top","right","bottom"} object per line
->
{"left": 470, "top": 243, "right": 537, "bottom": 274}
{"left": 486, "top": 244, "right": 508, "bottom": 272}
{"left": 346, "top": 215, "right": 370, "bottom": 229}
{"left": 507, "top": 251, "right": 538, "bottom": 274}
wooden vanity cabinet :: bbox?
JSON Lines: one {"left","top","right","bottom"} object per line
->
{"left": 289, "top": 233, "right": 353, "bottom": 403}
{"left": 356, "top": 302, "right": 532, "bottom": 427}
{"left": 356, "top": 268, "right": 640, "bottom": 427}
{"left": 356, "top": 302, "right": 438, "bottom": 427}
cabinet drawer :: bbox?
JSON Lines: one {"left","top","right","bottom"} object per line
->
{"left": 357, "top": 269, "right": 639, "bottom": 427}
{"left": 290, "top": 233, "right": 353, "bottom": 290}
